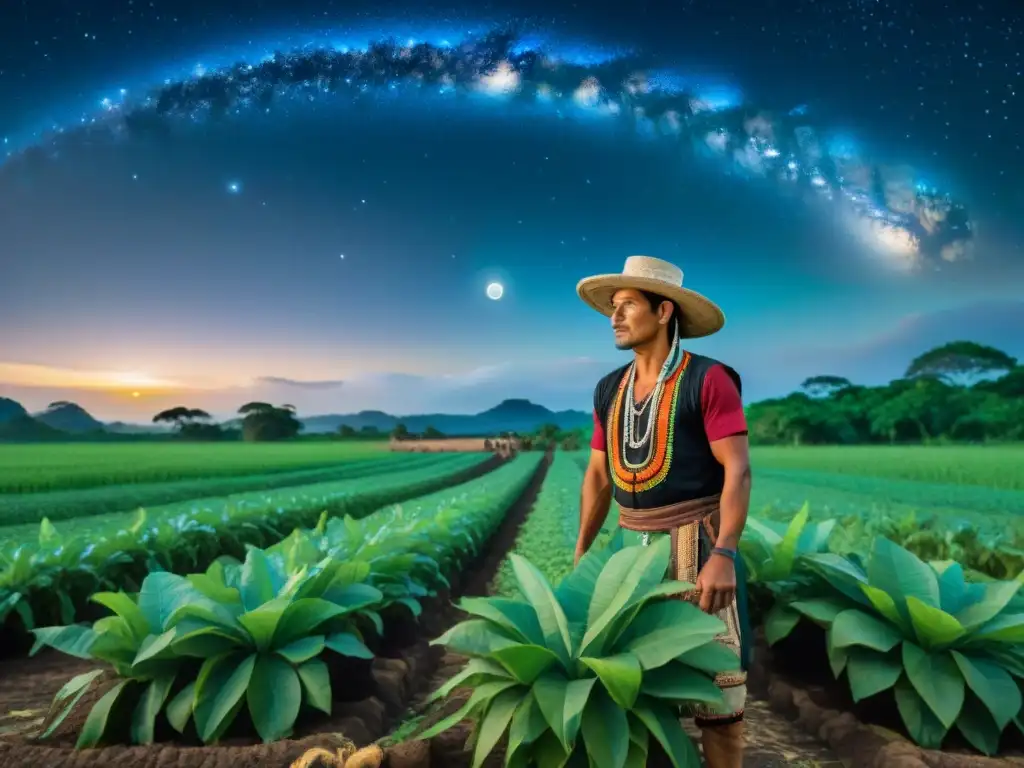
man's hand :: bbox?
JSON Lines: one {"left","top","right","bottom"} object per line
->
{"left": 694, "top": 552, "right": 737, "bottom": 614}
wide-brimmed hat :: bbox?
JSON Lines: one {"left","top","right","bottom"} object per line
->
{"left": 576, "top": 255, "right": 725, "bottom": 338}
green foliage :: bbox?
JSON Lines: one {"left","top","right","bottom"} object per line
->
{"left": 0, "top": 441, "right": 390, "bottom": 494}
{"left": 799, "top": 539, "right": 1024, "bottom": 754}
{"left": 746, "top": 509, "right": 1024, "bottom": 756}
{"left": 0, "top": 454, "right": 488, "bottom": 635}
{"left": 421, "top": 536, "right": 740, "bottom": 768}
{"left": 0, "top": 452, "right": 453, "bottom": 527}
{"left": 30, "top": 549, "right": 382, "bottom": 746}
{"left": 238, "top": 402, "right": 303, "bottom": 442}
{"left": 493, "top": 454, "right": 601, "bottom": 598}
{"left": 746, "top": 342, "right": 1022, "bottom": 445}
{"left": 28, "top": 455, "right": 544, "bottom": 748}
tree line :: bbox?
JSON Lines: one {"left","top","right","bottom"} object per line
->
{"left": 746, "top": 341, "right": 1023, "bottom": 445}
{"left": 153, "top": 402, "right": 301, "bottom": 442}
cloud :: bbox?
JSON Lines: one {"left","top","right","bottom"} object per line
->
{"left": 254, "top": 376, "right": 345, "bottom": 390}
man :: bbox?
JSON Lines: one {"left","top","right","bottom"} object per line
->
{"left": 574, "top": 255, "right": 752, "bottom": 768}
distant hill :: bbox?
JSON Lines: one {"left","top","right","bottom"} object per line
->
{"left": 0, "top": 414, "right": 66, "bottom": 441}
{"left": 33, "top": 401, "right": 105, "bottom": 434}
{"left": 0, "top": 397, "right": 29, "bottom": 424}
{"left": 300, "top": 398, "right": 591, "bottom": 435}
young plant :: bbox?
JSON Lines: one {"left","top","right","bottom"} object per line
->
{"left": 420, "top": 535, "right": 740, "bottom": 768}
{"left": 800, "top": 537, "right": 1024, "bottom": 755}
{"left": 740, "top": 504, "right": 840, "bottom": 644}
{"left": 31, "top": 546, "right": 384, "bottom": 748}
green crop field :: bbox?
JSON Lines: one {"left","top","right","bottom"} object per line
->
{"left": 0, "top": 441, "right": 387, "bottom": 493}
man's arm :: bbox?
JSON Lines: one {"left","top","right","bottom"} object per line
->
{"left": 709, "top": 435, "right": 751, "bottom": 552}
{"left": 576, "top": 447, "right": 612, "bottom": 562}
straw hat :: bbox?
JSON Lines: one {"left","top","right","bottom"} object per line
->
{"left": 576, "top": 255, "right": 725, "bottom": 339}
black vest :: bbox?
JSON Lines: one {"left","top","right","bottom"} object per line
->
{"left": 594, "top": 352, "right": 741, "bottom": 510}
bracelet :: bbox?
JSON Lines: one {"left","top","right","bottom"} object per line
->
{"left": 711, "top": 546, "right": 737, "bottom": 561}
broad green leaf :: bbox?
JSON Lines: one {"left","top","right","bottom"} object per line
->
{"left": 955, "top": 580, "right": 1022, "bottom": 630}
{"left": 902, "top": 642, "right": 964, "bottom": 729}
{"left": 970, "top": 612, "right": 1024, "bottom": 644}
{"left": 950, "top": 651, "right": 1021, "bottom": 730}
{"left": 458, "top": 596, "right": 545, "bottom": 646}
{"left": 531, "top": 729, "right": 572, "bottom": 768}
{"left": 561, "top": 678, "right": 597, "bottom": 748}
{"left": 433, "top": 619, "right": 519, "bottom": 656}
{"left": 238, "top": 598, "right": 290, "bottom": 651}
{"left": 531, "top": 674, "right": 578, "bottom": 752}
{"left": 491, "top": 644, "right": 561, "bottom": 684}
{"left": 40, "top": 669, "right": 104, "bottom": 739}
{"left": 166, "top": 681, "right": 196, "bottom": 733}
{"left": 582, "top": 540, "right": 670, "bottom": 646}
{"left": 580, "top": 653, "right": 642, "bottom": 709}
{"left": 247, "top": 653, "right": 302, "bottom": 743}
{"left": 955, "top": 699, "right": 1002, "bottom": 756}
{"left": 170, "top": 626, "right": 244, "bottom": 658}
{"left": 188, "top": 573, "right": 241, "bottom": 604}
{"left": 894, "top": 677, "right": 948, "bottom": 750}
{"left": 860, "top": 584, "right": 908, "bottom": 631}
{"left": 90, "top": 591, "right": 150, "bottom": 641}
{"left": 830, "top": 609, "right": 902, "bottom": 653}
{"left": 239, "top": 548, "right": 281, "bottom": 612}
{"left": 790, "top": 598, "right": 846, "bottom": 627}
{"left": 868, "top": 538, "right": 940, "bottom": 612}
{"left": 325, "top": 631, "right": 373, "bottom": 659}
{"left": 322, "top": 582, "right": 384, "bottom": 611}
{"left": 76, "top": 679, "right": 131, "bottom": 749}
{"left": 137, "top": 572, "right": 200, "bottom": 632}
{"left": 132, "top": 628, "right": 179, "bottom": 668}
{"left": 580, "top": 688, "right": 630, "bottom": 768}
{"left": 770, "top": 501, "right": 809, "bottom": 578}
{"left": 631, "top": 696, "right": 701, "bottom": 768}
{"left": 640, "top": 662, "right": 724, "bottom": 706}
{"left": 426, "top": 658, "right": 511, "bottom": 704}
{"left": 617, "top": 600, "right": 723, "bottom": 669}
{"left": 296, "top": 658, "right": 332, "bottom": 715}
{"left": 194, "top": 653, "right": 257, "bottom": 743}
{"left": 906, "top": 597, "right": 965, "bottom": 649}
{"left": 804, "top": 553, "right": 869, "bottom": 607}
{"left": 844, "top": 648, "right": 901, "bottom": 702}
{"left": 131, "top": 674, "right": 175, "bottom": 745}
{"left": 30, "top": 625, "right": 97, "bottom": 659}
{"left": 937, "top": 562, "right": 970, "bottom": 615}
{"left": 510, "top": 554, "right": 573, "bottom": 665}
{"left": 676, "top": 642, "right": 741, "bottom": 676}
{"left": 763, "top": 604, "right": 801, "bottom": 646}
{"left": 507, "top": 692, "right": 548, "bottom": 762}
{"left": 276, "top": 635, "right": 325, "bottom": 664}
{"left": 471, "top": 688, "right": 521, "bottom": 768}
{"left": 826, "top": 628, "right": 848, "bottom": 678}
{"left": 417, "top": 680, "right": 519, "bottom": 740}
{"left": 272, "top": 597, "right": 354, "bottom": 648}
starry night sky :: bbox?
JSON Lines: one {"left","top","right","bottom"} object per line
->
{"left": 0, "top": 0, "right": 1021, "bottom": 420}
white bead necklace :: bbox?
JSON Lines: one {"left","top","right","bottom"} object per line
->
{"left": 621, "top": 324, "right": 682, "bottom": 468}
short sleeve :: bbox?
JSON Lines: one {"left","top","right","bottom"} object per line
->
{"left": 701, "top": 364, "right": 747, "bottom": 442}
{"left": 590, "top": 409, "right": 606, "bottom": 451}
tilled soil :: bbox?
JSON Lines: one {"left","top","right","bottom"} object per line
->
{"left": 0, "top": 453, "right": 553, "bottom": 768}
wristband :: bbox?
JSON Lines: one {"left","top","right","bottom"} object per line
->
{"left": 711, "top": 546, "right": 737, "bottom": 561}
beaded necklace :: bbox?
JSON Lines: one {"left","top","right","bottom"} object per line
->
{"left": 606, "top": 326, "right": 690, "bottom": 496}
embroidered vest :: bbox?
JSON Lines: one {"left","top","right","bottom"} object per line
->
{"left": 594, "top": 352, "right": 740, "bottom": 510}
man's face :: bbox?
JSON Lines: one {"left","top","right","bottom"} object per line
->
{"left": 611, "top": 289, "right": 662, "bottom": 350}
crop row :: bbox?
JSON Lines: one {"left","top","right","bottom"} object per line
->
{"left": 27, "top": 454, "right": 545, "bottom": 748}
{"left": 0, "top": 451, "right": 457, "bottom": 529}
{"left": 491, "top": 452, "right": 614, "bottom": 598}
{"left": 0, "top": 442, "right": 386, "bottom": 494}
{"left": 0, "top": 452, "right": 491, "bottom": 638}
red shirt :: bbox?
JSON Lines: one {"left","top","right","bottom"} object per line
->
{"left": 590, "top": 363, "right": 746, "bottom": 450}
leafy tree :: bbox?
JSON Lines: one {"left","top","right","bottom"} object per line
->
{"left": 153, "top": 407, "right": 221, "bottom": 441}
{"left": 238, "top": 403, "right": 301, "bottom": 442}
{"left": 391, "top": 423, "right": 409, "bottom": 441}
{"left": 422, "top": 425, "right": 444, "bottom": 439}
{"left": 337, "top": 424, "right": 356, "bottom": 438}
{"left": 905, "top": 341, "right": 1017, "bottom": 386}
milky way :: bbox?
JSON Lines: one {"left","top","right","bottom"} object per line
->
{"left": 1, "top": 29, "right": 973, "bottom": 270}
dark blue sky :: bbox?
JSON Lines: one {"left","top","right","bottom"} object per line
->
{"left": 0, "top": 0, "right": 1021, "bottom": 419}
